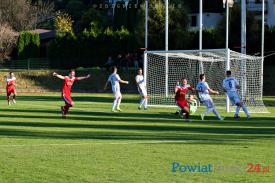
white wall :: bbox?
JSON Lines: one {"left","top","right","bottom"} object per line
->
{"left": 267, "top": 0, "right": 275, "bottom": 27}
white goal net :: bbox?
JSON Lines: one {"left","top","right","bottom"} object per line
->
{"left": 144, "top": 49, "right": 268, "bottom": 113}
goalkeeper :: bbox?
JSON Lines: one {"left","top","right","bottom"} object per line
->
{"left": 175, "top": 78, "right": 198, "bottom": 122}
{"left": 196, "top": 74, "right": 223, "bottom": 121}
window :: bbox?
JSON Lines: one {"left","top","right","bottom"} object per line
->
{"left": 191, "top": 15, "right": 197, "bottom": 27}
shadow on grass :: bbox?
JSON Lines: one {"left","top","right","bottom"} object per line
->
{"left": 1, "top": 108, "right": 275, "bottom": 127}
{"left": 15, "top": 95, "right": 138, "bottom": 104}
{"left": 0, "top": 117, "right": 275, "bottom": 143}
{"left": 0, "top": 128, "right": 274, "bottom": 145}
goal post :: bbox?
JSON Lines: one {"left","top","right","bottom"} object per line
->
{"left": 143, "top": 49, "right": 269, "bottom": 113}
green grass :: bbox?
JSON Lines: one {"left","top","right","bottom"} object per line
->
{"left": 0, "top": 93, "right": 274, "bottom": 183}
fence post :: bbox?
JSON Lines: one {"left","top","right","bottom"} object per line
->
{"left": 27, "top": 58, "right": 30, "bottom": 70}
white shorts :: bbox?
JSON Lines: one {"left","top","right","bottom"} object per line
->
{"left": 202, "top": 99, "right": 214, "bottom": 109}
{"left": 112, "top": 88, "right": 122, "bottom": 99}
{"left": 138, "top": 87, "right": 147, "bottom": 97}
{"left": 227, "top": 91, "right": 241, "bottom": 105}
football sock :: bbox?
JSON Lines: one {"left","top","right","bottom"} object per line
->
{"left": 116, "top": 97, "right": 122, "bottom": 109}
{"left": 140, "top": 98, "right": 145, "bottom": 108}
{"left": 144, "top": 98, "right": 148, "bottom": 108}
{"left": 204, "top": 108, "right": 214, "bottom": 116}
{"left": 112, "top": 99, "right": 117, "bottom": 110}
{"left": 235, "top": 106, "right": 241, "bottom": 116}
{"left": 213, "top": 108, "right": 222, "bottom": 120}
{"left": 242, "top": 104, "right": 250, "bottom": 117}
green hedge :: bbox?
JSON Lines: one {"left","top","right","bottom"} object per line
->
{"left": 17, "top": 32, "right": 40, "bottom": 59}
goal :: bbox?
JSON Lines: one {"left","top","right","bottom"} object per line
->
{"left": 143, "top": 49, "right": 268, "bottom": 113}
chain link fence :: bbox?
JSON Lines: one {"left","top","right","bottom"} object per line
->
{"left": 0, "top": 58, "right": 50, "bottom": 70}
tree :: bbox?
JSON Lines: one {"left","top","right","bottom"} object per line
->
{"left": 0, "top": 23, "right": 18, "bottom": 60}
{"left": 54, "top": 13, "right": 74, "bottom": 35}
{"left": 0, "top": 0, "right": 55, "bottom": 31}
{"left": 79, "top": 7, "right": 109, "bottom": 32}
{"left": 126, "top": 0, "right": 138, "bottom": 31}
{"left": 114, "top": 1, "right": 127, "bottom": 29}
{"left": 135, "top": 0, "right": 190, "bottom": 50}
{"left": 217, "top": 4, "right": 260, "bottom": 53}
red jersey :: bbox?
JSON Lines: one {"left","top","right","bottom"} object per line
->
{"left": 7, "top": 77, "right": 16, "bottom": 88}
{"left": 62, "top": 76, "right": 79, "bottom": 96}
{"left": 175, "top": 84, "right": 193, "bottom": 101}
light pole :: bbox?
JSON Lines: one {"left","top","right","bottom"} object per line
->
{"left": 145, "top": 0, "right": 148, "bottom": 49}
{"left": 223, "top": 0, "right": 234, "bottom": 112}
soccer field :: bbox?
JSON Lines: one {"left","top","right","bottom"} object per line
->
{"left": 0, "top": 93, "right": 274, "bottom": 183}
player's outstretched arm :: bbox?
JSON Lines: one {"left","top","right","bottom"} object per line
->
{"left": 53, "top": 72, "right": 65, "bottom": 80}
{"left": 208, "top": 88, "right": 219, "bottom": 95}
{"left": 119, "top": 79, "right": 129, "bottom": 84}
{"left": 77, "top": 74, "right": 91, "bottom": 81}
{"left": 103, "top": 81, "right": 109, "bottom": 91}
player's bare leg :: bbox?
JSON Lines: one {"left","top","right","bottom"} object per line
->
{"left": 183, "top": 107, "right": 190, "bottom": 122}
{"left": 12, "top": 94, "right": 16, "bottom": 104}
{"left": 7, "top": 96, "right": 11, "bottom": 106}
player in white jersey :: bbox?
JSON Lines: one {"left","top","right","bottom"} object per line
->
{"left": 223, "top": 70, "right": 250, "bottom": 119}
{"left": 135, "top": 68, "right": 148, "bottom": 110}
{"left": 196, "top": 74, "right": 223, "bottom": 120}
{"left": 104, "top": 66, "right": 129, "bottom": 112}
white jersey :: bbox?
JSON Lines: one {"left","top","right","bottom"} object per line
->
{"left": 108, "top": 73, "right": 121, "bottom": 94}
{"left": 135, "top": 75, "right": 147, "bottom": 96}
{"left": 196, "top": 81, "right": 211, "bottom": 101}
{"left": 6, "top": 76, "right": 16, "bottom": 84}
{"left": 223, "top": 77, "right": 239, "bottom": 93}
{"left": 135, "top": 75, "right": 146, "bottom": 89}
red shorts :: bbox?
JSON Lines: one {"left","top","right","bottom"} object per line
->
{"left": 6, "top": 86, "right": 16, "bottom": 96}
{"left": 176, "top": 100, "right": 189, "bottom": 109}
{"left": 62, "top": 94, "right": 74, "bottom": 106}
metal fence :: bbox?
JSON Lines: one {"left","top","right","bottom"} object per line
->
{"left": 0, "top": 58, "right": 50, "bottom": 70}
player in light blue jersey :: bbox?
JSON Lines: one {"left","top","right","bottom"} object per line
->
{"left": 196, "top": 74, "right": 223, "bottom": 121}
{"left": 223, "top": 70, "right": 250, "bottom": 119}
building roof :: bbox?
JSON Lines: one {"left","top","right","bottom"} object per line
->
{"left": 30, "top": 29, "right": 56, "bottom": 40}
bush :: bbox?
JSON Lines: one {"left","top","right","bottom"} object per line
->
{"left": 17, "top": 32, "right": 40, "bottom": 59}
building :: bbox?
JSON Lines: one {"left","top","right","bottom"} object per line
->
{"left": 190, "top": 0, "right": 275, "bottom": 29}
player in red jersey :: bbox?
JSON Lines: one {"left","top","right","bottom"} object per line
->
{"left": 6, "top": 72, "right": 17, "bottom": 106}
{"left": 175, "top": 78, "right": 197, "bottom": 121}
{"left": 53, "top": 70, "right": 90, "bottom": 118}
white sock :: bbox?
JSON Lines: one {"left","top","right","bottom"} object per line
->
{"left": 242, "top": 104, "right": 250, "bottom": 117}
{"left": 213, "top": 108, "right": 222, "bottom": 120}
{"left": 140, "top": 98, "right": 145, "bottom": 108}
{"left": 116, "top": 96, "right": 122, "bottom": 109}
{"left": 235, "top": 106, "right": 241, "bottom": 116}
{"left": 112, "top": 99, "right": 117, "bottom": 110}
{"left": 144, "top": 98, "right": 148, "bottom": 108}
{"left": 204, "top": 108, "right": 214, "bottom": 116}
